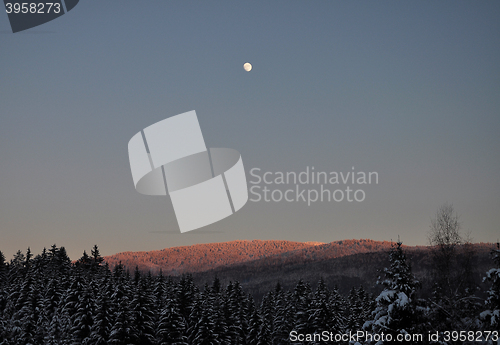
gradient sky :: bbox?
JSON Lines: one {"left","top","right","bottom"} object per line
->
{"left": 1, "top": 1, "right": 499, "bottom": 260}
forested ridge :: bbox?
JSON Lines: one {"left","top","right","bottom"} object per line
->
{"left": 103, "top": 239, "right": 407, "bottom": 275}
{"left": 105, "top": 239, "right": 494, "bottom": 299}
{"left": 0, "top": 241, "right": 498, "bottom": 344}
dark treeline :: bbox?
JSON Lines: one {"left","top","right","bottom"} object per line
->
{"left": 0, "top": 242, "right": 499, "bottom": 345}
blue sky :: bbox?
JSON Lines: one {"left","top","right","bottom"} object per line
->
{"left": 1, "top": 1, "right": 499, "bottom": 260}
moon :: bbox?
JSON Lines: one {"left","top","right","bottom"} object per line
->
{"left": 243, "top": 62, "right": 252, "bottom": 72}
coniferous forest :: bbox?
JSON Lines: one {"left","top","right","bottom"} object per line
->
{"left": 0, "top": 241, "right": 499, "bottom": 345}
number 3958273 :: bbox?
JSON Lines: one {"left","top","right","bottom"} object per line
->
{"left": 5, "top": 3, "right": 61, "bottom": 14}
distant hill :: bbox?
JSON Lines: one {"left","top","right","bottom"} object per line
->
{"left": 103, "top": 239, "right": 497, "bottom": 299}
{"left": 103, "top": 239, "right": 325, "bottom": 275}
{"left": 190, "top": 243, "right": 494, "bottom": 298}
{"left": 103, "top": 239, "right": 404, "bottom": 275}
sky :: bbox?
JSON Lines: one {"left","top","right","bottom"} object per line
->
{"left": 1, "top": 1, "right": 499, "bottom": 260}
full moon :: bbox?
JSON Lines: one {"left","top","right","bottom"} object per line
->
{"left": 243, "top": 62, "right": 252, "bottom": 72}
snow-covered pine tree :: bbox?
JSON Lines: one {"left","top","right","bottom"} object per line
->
{"left": 133, "top": 266, "right": 141, "bottom": 286}
{"left": 272, "top": 284, "right": 293, "bottom": 345}
{"left": 39, "top": 277, "right": 63, "bottom": 344}
{"left": 47, "top": 245, "right": 72, "bottom": 279}
{"left": 236, "top": 281, "right": 252, "bottom": 343}
{"left": 226, "top": 281, "right": 246, "bottom": 344}
{"left": 314, "top": 278, "right": 330, "bottom": 302}
{"left": 187, "top": 292, "right": 203, "bottom": 344}
{"left": 347, "top": 286, "right": 364, "bottom": 332}
{"left": 10, "top": 250, "right": 25, "bottom": 270}
{"left": 211, "top": 285, "right": 230, "bottom": 345}
{"left": 24, "top": 248, "right": 32, "bottom": 270}
{"left": 45, "top": 309, "right": 64, "bottom": 345}
{"left": 153, "top": 270, "right": 166, "bottom": 309}
{"left": 156, "top": 295, "right": 188, "bottom": 345}
{"left": 87, "top": 273, "right": 113, "bottom": 345}
{"left": 58, "top": 274, "right": 85, "bottom": 344}
{"left": 0, "top": 251, "right": 6, "bottom": 344}
{"left": 256, "top": 315, "right": 272, "bottom": 345}
{"left": 363, "top": 241, "right": 421, "bottom": 344}
{"left": 152, "top": 270, "right": 168, "bottom": 336}
{"left": 358, "top": 286, "right": 375, "bottom": 329}
{"left": 310, "top": 278, "right": 335, "bottom": 340}
{"left": 191, "top": 291, "right": 220, "bottom": 345}
{"left": 70, "top": 282, "right": 94, "bottom": 344}
{"left": 246, "top": 295, "right": 260, "bottom": 345}
{"left": 75, "top": 251, "right": 92, "bottom": 271}
{"left": 480, "top": 242, "right": 500, "bottom": 332}
{"left": 328, "top": 285, "right": 347, "bottom": 334}
{"left": 31, "top": 248, "right": 48, "bottom": 275}
{"left": 260, "top": 290, "right": 274, "bottom": 332}
{"left": 12, "top": 270, "right": 41, "bottom": 345}
{"left": 90, "top": 245, "right": 104, "bottom": 272}
{"left": 177, "top": 274, "right": 198, "bottom": 326}
{"left": 292, "top": 279, "right": 313, "bottom": 337}
{"left": 108, "top": 276, "right": 133, "bottom": 344}
{"left": 44, "top": 265, "right": 70, "bottom": 345}
{"left": 129, "top": 277, "right": 156, "bottom": 345}
{"left": 0, "top": 251, "right": 7, "bottom": 285}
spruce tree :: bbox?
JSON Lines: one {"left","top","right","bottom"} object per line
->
{"left": 12, "top": 271, "right": 41, "bottom": 345}
{"left": 129, "top": 278, "right": 156, "bottom": 345}
{"left": 211, "top": 285, "right": 230, "bottom": 345}
{"left": 226, "top": 281, "right": 246, "bottom": 344}
{"left": 328, "top": 286, "right": 347, "bottom": 334}
{"left": 109, "top": 278, "right": 133, "bottom": 344}
{"left": 88, "top": 274, "right": 113, "bottom": 345}
{"left": 39, "top": 278, "right": 63, "bottom": 344}
{"left": 292, "top": 279, "right": 312, "bottom": 336}
{"left": 156, "top": 296, "right": 188, "bottom": 345}
{"left": 256, "top": 317, "right": 272, "bottom": 345}
{"left": 246, "top": 296, "right": 260, "bottom": 345}
{"left": 358, "top": 285, "right": 375, "bottom": 328}
{"left": 273, "top": 288, "right": 293, "bottom": 345}
{"left": 310, "top": 278, "right": 335, "bottom": 337}
{"left": 191, "top": 296, "right": 219, "bottom": 345}
{"left": 70, "top": 283, "right": 94, "bottom": 344}
{"left": 364, "top": 241, "right": 421, "bottom": 343}
{"left": 10, "top": 250, "right": 25, "bottom": 269}
{"left": 90, "top": 245, "right": 104, "bottom": 271}
{"left": 0, "top": 251, "right": 6, "bottom": 285}
{"left": 0, "top": 251, "right": 6, "bottom": 344}
{"left": 480, "top": 243, "right": 500, "bottom": 331}
{"left": 59, "top": 274, "right": 85, "bottom": 344}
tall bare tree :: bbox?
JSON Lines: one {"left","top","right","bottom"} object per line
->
{"left": 428, "top": 204, "right": 463, "bottom": 295}
{"left": 427, "top": 204, "right": 480, "bottom": 333}
{"left": 429, "top": 204, "right": 462, "bottom": 248}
